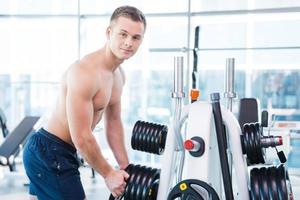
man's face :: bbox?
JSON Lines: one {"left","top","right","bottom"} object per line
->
{"left": 107, "top": 16, "right": 145, "bottom": 60}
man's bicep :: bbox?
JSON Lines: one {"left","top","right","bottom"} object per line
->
{"left": 66, "top": 81, "right": 94, "bottom": 138}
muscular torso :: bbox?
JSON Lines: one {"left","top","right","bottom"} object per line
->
{"left": 46, "top": 51, "right": 124, "bottom": 145}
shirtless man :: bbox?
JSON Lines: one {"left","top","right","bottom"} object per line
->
{"left": 23, "top": 6, "right": 146, "bottom": 200}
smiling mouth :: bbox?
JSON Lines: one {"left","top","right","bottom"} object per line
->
{"left": 121, "top": 48, "right": 133, "bottom": 53}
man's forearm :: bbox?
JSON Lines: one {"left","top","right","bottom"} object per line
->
{"left": 75, "top": 132, "right": 113, "bottom": 178}
{"left": 106, "top": 124, "right": 129, "bottom": 169}
{"left": 112, "top": 141, "right": 129, "bottom": 169}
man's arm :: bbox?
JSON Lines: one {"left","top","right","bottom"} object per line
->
{"left": 66, "top": 65, "right": 128, "bottom": 197}
{"left": 66, "top": 65, "right": 112, "bottom": 176}
{"left": 104, "top": 100, "right": 129, "bottom": 170}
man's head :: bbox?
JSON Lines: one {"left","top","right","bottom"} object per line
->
{"left": 107, "top": 6, "right": 146, "bottom": 60}
{"left": 110, "top": 6, "right": 146, "bottom": 31}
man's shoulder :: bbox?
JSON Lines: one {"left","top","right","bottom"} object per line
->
{"left": 67, "top": 60, "right": 100, "bottom": 84}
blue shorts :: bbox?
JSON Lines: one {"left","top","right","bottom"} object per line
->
{"left": 23, "top": 128, "right": 85, "bottom": 200}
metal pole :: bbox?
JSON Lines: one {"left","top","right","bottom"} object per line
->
{"left": 172, "top": 56, "right": 185, "bottom": 183}
{"left": 224, "top": 58, "right": 236, "bottom": 111}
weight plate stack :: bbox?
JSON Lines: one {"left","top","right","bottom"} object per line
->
{"left": 131, "top": 120, "right": 167, "bottom": 155}
{"left": 241, "top": 122, "right": 265, "bottom": 165}
{"left": 250, "top": 164, "right": 293, "bottom": 200}
{"left": 109, "top": 164, "right": 160, "bottom": 200}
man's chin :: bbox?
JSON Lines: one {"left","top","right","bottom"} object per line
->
{"left": 122, "top": 54, "right": 134, "bottom": 60}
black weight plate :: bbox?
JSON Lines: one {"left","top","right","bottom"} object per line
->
{"left": 268, "top": 166, "right": 279, "bottom": 199}
{"left": 132, "top": 121, "right": 141, "bottom": 150}
{"left": 167, "top": 179, "right": 219, "bottom": 200}
{"left": 277, "top": 164, "right": 288, "bottom": 200}
{"left": 250, "top": 168, "right": 260, "bottom": 200}
{"left": 143, "top": 122, "right": 152, "bottom": 152}
{"left": 136, "top": 166, "right": 152, "bottom": 200}
{"left": 142, "top": 168, "right": 160, "bottom": 199}
{"left": 259, "top": 167, "right": 269, "bottom": 200}
{"left": 125, "top": 164, "right": 140, "bottom": 199}
{"left": 130, "top": 165, "right": 147, "bottom": 200}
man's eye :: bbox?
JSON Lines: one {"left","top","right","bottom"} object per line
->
{"left": 120, "top": 33, "right": 127, "bottom": 38}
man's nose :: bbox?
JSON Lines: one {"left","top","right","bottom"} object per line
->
{"left": 125, "top": 38, "right": 133, "bottom": 47}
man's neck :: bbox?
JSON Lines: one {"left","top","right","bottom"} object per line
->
{"left": 103, "top": 44, "right": 124, "bottom": 72}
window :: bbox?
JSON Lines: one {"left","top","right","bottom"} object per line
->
{"left": 1, "top": 0, "right": 300, "bottom": 167}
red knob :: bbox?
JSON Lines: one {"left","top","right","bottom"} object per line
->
{"left": 184, "top": 140, "right": 195, "bottom": 150}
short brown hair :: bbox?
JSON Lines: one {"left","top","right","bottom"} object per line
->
{"left": 110, "top": 6, "right": 146, "bottom": 29}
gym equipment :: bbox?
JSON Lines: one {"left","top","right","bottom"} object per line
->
{"left": 0, "top": 116, "right": 40, "bottom": 171}
{"left": 131, "top": 120, "right": 167, "bottom": 155}
{"left": 167, "top": 179, "right": 220, "bottom": 200}
{"left": 184, "top": 136, "right": 205, "bottom": 157}
{"left": 109, "top": 164, "right": 160, "bottom": 200}
{"left": 157, "top": 57, "right": 248, "bottom": 200}
{"left": 109, "top": 120, "right": 167, "bottom": 200}
{"left": 249, "top": 164, "right": 293, "bottom": 200}
{"left": 0, "top": 108, "right": 9, "bottom": 138}
{"left": 241, "top": 122, "right": 285, "bottom": 165}
{"left": 240, "top": 118, "right": 292, "bottom": 199}
{"left": 110, "top": 56, "right": 293, "bottom": 199}
{"left": 224, "top": 58, "right": 236, "bottom": 111}
{"left": 191, "top": 26, "right": 200, "bottom": 103}
{"left": 158, "top": 96, "right": 249, "bottom": 200}
{"left": 238, "top": 98, "right": 259, "bottom": 129}
{"left": 211, "top": 93, "right": 234, "bottom": 200}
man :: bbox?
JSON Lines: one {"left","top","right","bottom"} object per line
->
{"left": 23, "top": 5, "right": 146, "bottom": 200}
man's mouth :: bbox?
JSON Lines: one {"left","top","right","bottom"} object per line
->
{"left": 120, "top": 48, "right": 133, "bottom": 54}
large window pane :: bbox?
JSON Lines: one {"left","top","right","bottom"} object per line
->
{"left": 0, "top": 74, "right": 59, "bottom": 128}
{"left": 252, "top": 18, "right": 300, "bottom": 47}
{"left": 191, "top": 0, "right": 300, "bottom": 12}
{"left": 0, "top": 18, "right": 78, "bottom": 76}
{"left": 147, "top": 17, "right": 188, "bottom": 48}
{"left": 121, "top": 54, "right": 178, "bottom": 124}
{"left": 251, "top": 70, "right": 300, "bottom": 109}
{"left": 252, "top": 49, "right": 300, "bottom": 65}
{"left": 0, "top": 75, "right": 12, "bottom": 125}
{"left": 253, "top": 1, "right": 300, "bottom": 9}
{"left": 191, "top": 0, "right": 248, "bottom": 12}
{"left": 80, "top": 17, "right": 110, "bottom": 56}
{"left": 196, "top": 51, "right": 246, "bottom": 66}
{"left": 81, "top": 0, "right": 187, "bottom": 14}
{"left": 190, "top": 22, "right": 247, "bottom": 49}
{"left": 0, "top": 0, "right": 78, "bottom": 15}
{"left": 197, "top": 69, "right": 246, "bottom": 101}
{"left": 0, "top": 19, "right": 11, "bottom": 68}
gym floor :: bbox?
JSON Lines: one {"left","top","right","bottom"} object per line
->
{"left": 0, "top": 164, "right": 300, "bottom": 199}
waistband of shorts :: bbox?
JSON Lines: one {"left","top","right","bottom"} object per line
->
{"left": 37, "top": 127, "right": 76, "bottom": 154}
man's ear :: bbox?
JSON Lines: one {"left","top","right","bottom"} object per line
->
{"left": 106, "top": 26, "right": 111, "bottom": 39}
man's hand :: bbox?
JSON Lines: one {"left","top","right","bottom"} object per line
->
{"left": 105, "top": 169, "right": 129, "bottom": 197}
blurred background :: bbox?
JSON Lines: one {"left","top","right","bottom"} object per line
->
{"left": 1, "top": 0, "right": 300, "bottom": 198}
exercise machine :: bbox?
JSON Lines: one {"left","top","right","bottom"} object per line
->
{"left": 108, "top": 56, "right": 293, "bottom": 199}
{"left": 0, "top": 108, "right": 9, "bottom": 138}
{"left": 0, "top": 113, "right": 40, "bottom": 171}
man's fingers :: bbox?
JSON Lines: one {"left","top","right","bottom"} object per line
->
{"left": 121, "top": 181, "right": 126, "bottom": 188}
{"left": 112, "top": 192, "right": 117, "bottom": 198}
{"left": 122, "top": 171, "right": 129, "bottom": 179}
{"left": 114, "top": 188, "right": 124, "bottom": 198}
{"left": 111, "top": 185, "right": 125, "bottom": 198}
